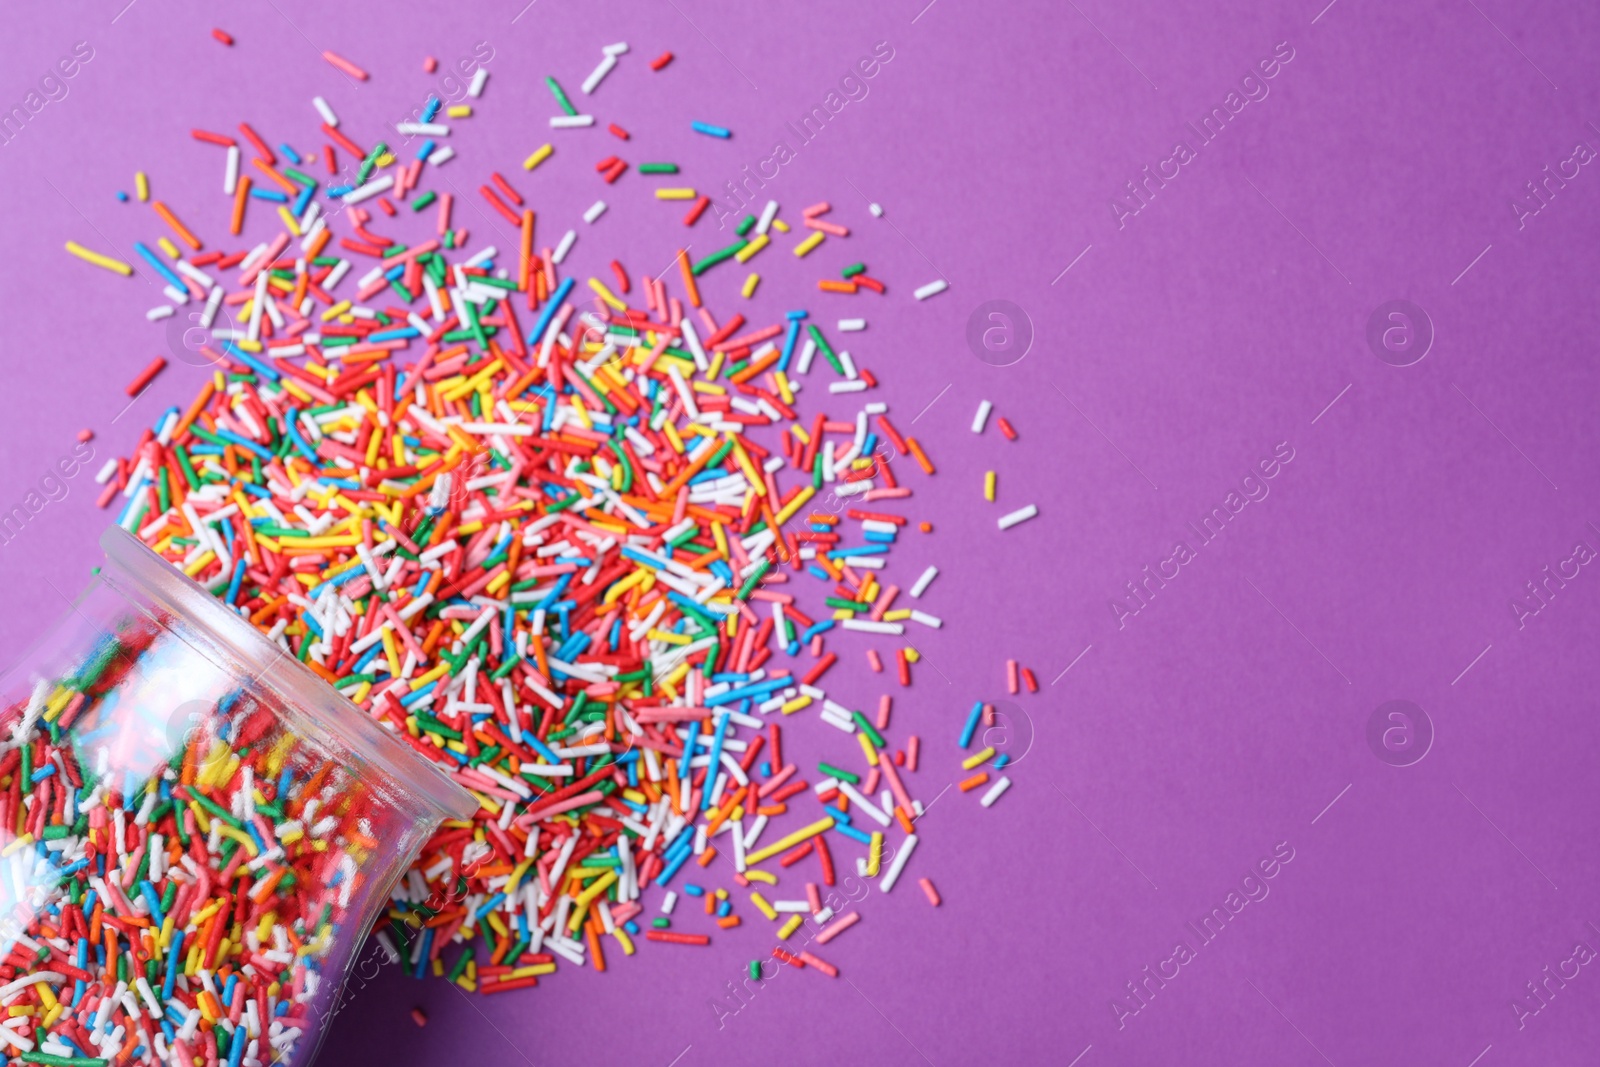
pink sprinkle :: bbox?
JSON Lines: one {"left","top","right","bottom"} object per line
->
{"left": 798, "top": 951, "right": 838, "bottom": 977}
{"left": 323, "top": 50, "right": 370, "bottom": 81}
{"left": 815, "top": 911, "right": 860, "bottom": 945}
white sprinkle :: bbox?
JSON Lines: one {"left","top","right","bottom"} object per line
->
{"left": 427, "top": 146, "right": 456, "bottom": 167}
{"left": 581, "top": 53, "right": 618, "bottom": 95}
{"left": 224, "top": 145, "right": 240, "bottom": 196}
{"left": 838, "top": 318, "right": 866, "bottom": 332}
{"left": 553, "top": 229, "right": 577, "bottom": 264}
{"left": 909, "top": 611, "right": 941, "bottom": 629}
{"left": 342, "top": 176, "right": 394, "bottom": 205}
{"left": 910, "top": 566, "right": 938, "bottom": 598}
{"left": 755, "top": 200, "right": 780, "bottom": 235}
{"left": 312, "top": 96, "right": 339, "bottom": 127}
{"left": 828, "top": 380, "right": 868, "bottom": 394}
{"left": 972, "top": 399, "right": 992, "bottom": 433}
{"left": 869, "top": 203, "right": 884, "bottom": 217}
{"left": 840, "top": 619, "right": 903, "bottom": 635}
{"left": 146, "top": 305, "right": 175, "bottom": 322}
{"left": 879, "top": 834, "right": 918, "bottom": 892}
{"left": 603, "top": 41, "right": 630, "bottom": 56}
{"left": 397, "top": 122, "right": 449, "bottom": 137}
{"left": 550, "top": 114, "right": 596, "bottom": 129}
{"left": 997, "top": 504, "right": 1037, "bottom": 530}
{"left": 468, "top": 67, "right": 489, "bottom": 98}
{"left": 913, "top": 278, "right": 948, "bottom": 301}
{"left": 583, "top": 200, "right": 608, "bottom": 224}
{"left": 979, "top": 776, "right": 1012, "bottom": 808}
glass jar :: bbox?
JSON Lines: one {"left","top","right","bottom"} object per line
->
{"left": 0, "top": 525, "right": 473, "bottom": 1066}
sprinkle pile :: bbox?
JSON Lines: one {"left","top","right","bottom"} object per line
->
{"left": 75, "top": 39, "right": 956, "bottom": 1007}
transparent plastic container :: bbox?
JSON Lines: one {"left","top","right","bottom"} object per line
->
{"left": 0, "top": 526, "right": 473, "bottom": 1065}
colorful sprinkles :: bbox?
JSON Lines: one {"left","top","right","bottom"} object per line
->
{"left": 67, "top": 38, "right": 975, "bottom": 1019}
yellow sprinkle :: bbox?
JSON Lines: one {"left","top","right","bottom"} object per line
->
{"left": 772, "top": 218, "right": 790, "bottom": 233}
{"left": 135, "top": 171, "right": 149, "bottom": 201}
{"left": 741, "top": 273, "right": 760, "bottom": 299}
{"left": 183, "top": 550, "right": 216, "bottom": 578}
{"left": 410, "top": 661, "right": 452, "bottom": 691}
{"left": 523, "top": 144, "right": 553, "bottom": 170}
{"left": 984, "top": 470, "right": 996, "bottom": 501}
{"left": 588, "top": 277, "right": 628, "bottom": 311}
{"left": 447, "top": 104, "right": 472, "bottom": 118}
{"left": 962, "top": 746, "right": 996, "bottom": 770}
{"left": 567, "top": 870, "right": 619, "bottom": 931}
{"left": 157, "top": 236, "right": 180, "bottom": 259}
{"left": 778, "top": 915, "right": 803, "bottom": 940}
{"left": 745, "top": 817, "right": 835, "bottom": 866}
{"left": 750, "top": 892, "right": 778, "bottom": 920}
{"left": 858, "top": 731, "right": 879, "bottom": 767}
{"left": 654, "top": 188, "right": 697, "bottom": 200}
{"left": 65, "top": 241, "right": 133, "bottom": 276}
{"left": 793, "top": 231, "right": 825, "bottom": 257}
{"left": 867, "top": 831, "right": 883, "bottom": 877}
{"left": 743, "top": 868, "right": 776, "bottom": 885}
{"left": 735, "top": 235, "right": 770, "bottom": 264}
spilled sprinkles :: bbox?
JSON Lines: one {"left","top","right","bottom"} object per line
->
{"left": 49, "top": 36, "right": 1006, "bottom": 1040}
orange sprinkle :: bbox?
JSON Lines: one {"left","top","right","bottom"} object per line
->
{"left": 906, "top": 437, "right": 934, "bottom": 475}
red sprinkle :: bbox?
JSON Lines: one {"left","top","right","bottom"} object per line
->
{"left": 211, "top": 28, "right": 234, "bottom": 46}
{"left": 650, "top": 51, "right": 674, "bottom": 71}
{"left": 125, "top": 356, "right": 166, "bottom": 396}
{"left": 645, "top": 931, "right": 710, "bottom": 946}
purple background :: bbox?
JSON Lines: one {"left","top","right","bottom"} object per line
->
{"left": 1, "top": 0, "right": 1598, "bottom": 1064}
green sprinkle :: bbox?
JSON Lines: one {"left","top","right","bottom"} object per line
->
{"left": 691, "top": 241, "right": 747, "bottom": 275}
{"left": 545, "top": 76, "right": 578, "bottom": 116}
{"left": 818, "top": 762, "right": 859, "bottom": 784}
{"left": 853, "top": 712, "right": 887, "bottom": 749}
